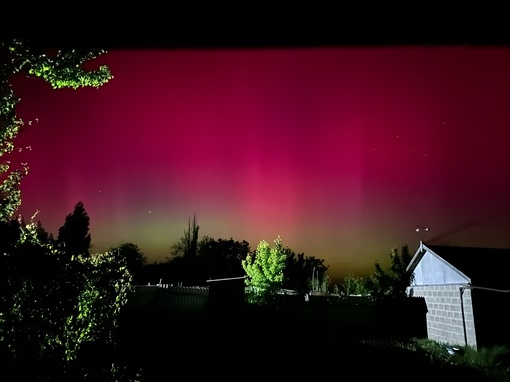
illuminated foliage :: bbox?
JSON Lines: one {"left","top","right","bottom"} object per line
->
{"left": 0, "top": 38, "right": 112, "bottom": 222}
{"left": 342, "top": 273, "right": 370, "bottom": 296}
{"left": 109, "top": 242, "right": 148, "bottom": 284}
{"left": 0, "top": 38, "right": 137, "bottom": 380}
{"left": 63, "top": 250, "right": 133, "bottom": 360}
{"left": 242, "top": 236, "right": 289, "bottom": 304}
{"left": 0, "top": 215, "right": 134, "bottom": 379}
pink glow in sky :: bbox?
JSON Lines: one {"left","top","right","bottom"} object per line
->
{"left": 9, "top": 46, "right": 510, "bottom": 285}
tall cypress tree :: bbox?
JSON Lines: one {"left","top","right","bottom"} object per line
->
{"left": 57, "top": 201, "right": 91, "bottom": 257}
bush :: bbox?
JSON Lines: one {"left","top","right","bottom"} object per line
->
{"left": 0, "top": 217, "right": 137, "bottom": 380}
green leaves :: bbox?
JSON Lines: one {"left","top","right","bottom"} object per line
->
{"left": 242, "top": 235, "right": 288, "bottom": 304}
{"left": 0, "top": 214, "right": 134, "bottom": 378}
{"left": 0, "top": 38, "right": 113, "bottom": 222}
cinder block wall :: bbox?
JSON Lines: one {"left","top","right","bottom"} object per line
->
{"left": 410, "top": 284, "right": 477, "bottom": 348}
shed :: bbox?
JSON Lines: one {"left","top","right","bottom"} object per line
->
{"left": 406, "top": 241, "right": 510, "bottom": 349}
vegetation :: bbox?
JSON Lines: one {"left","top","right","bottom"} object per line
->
{"left": 0, "top": 38, "right": 139, "bottom": 380}
{"left": 367, "top": 338, "right": 510, "bottom": 381}
{"left": 242, "top": 235, "right": 289, "bottom": 304}
{"left": 162, "top": 215, "right": 251, "bottom": 286}
{"left": 343, "top": 272, "right": 371, "bottom": 296}
{"left": 1, "top": 38, "right": 112, "bottom": 222}
{"left": 108, "top": 242, "right": 148, "bottom": 285}
{"left": 197, "top": 235, "right": 250, "bottom": 280}
{"left": 57, "top": 201, "right": 92, "bottom": 258}
{"left": 365, "top": 243, "right": 414, "bottom": 298}
{"left": 168, "top": 213, "right": 200, "bottom": 259}
{"left": 0, "top": 213, "right": 135, "bottom": 380}
{"left": 283, "top": 251, "right": 329, "bottom": 295}
{"left": 161, "top": 216, "right": 333, "bottom": 296}
{"left": 4, "top": 37, "right": 508, "bottom": 379}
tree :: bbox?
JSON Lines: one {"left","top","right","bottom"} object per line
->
{"left": 0, "top": 38, "right": 112, "bottom": 222}
{"left": 109, "top": 242, "right": 147, "bottom": 284}
{"left": 242, "top": 235, "right": 289, "bottom": 304}
{"left": 0, "top": 38, "right": 140, "bottom": 380}
{"left": 0, "top": 215, "right": 134, "bottom": 380}
{"left": 57, "top": 201, "right": 91, "bottom": 258}
{"left": 283, "top": 251, "right": 329, "bottom": 295}
{"left": 166, "top": 230, "right": 251, "bottom": 286}
{"left": 165, "top": 214, "right": 204, "bottom": 285}
{"left": 168, "top": 213, "right": 199, "bottom": 259}
{"left": 197, "top": 236, "right": 250, "bottom": 280}
{"left": 342, "top": 273, "right": 370, "bottom": 296}
{"left": 35, "top": 218, "right": 54, "bottom": 244}
{"left": 365, "top": 243, "right": 414, "bottom": 298}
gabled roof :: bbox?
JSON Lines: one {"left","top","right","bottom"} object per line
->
{"left": 408, "top": 242, "right": 510, "bottom": 290}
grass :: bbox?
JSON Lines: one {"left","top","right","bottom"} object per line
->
{"left": 362, "top": 338, "right": 510, "bottom": 382}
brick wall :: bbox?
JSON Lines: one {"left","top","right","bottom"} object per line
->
{"left": 410, "top": 284, "right": 477, "bottom": 348}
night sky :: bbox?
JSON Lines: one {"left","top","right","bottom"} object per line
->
{"left": 8, "top": 45, "right": 510, "bottom": 285}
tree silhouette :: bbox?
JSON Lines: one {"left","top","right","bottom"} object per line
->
{"left": 165, "top": 214, "right": 202, "bottom": 285}
{"left": 35, "top": 219, "right": 54, "bottom": 245}
{"left": 109, "top": 242, "right": 147, "bottom": 284}
{"left": 57, "top": 201, "right": 91, "bottom": 257}
{"left": 198, "top": 236, "right": 250, "bottom": 281}
{"left": 283, "top": 251, "right": 329, "bottom": 295}
{"left": 168, "top": 213, "right": 199, "bottom": 259}
{"left": 365, "top": 243, "right": 414, "bottom": 298}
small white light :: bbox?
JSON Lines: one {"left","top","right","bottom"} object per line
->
{"left": 416, "top": 225, "right": 430, "bottom": 232}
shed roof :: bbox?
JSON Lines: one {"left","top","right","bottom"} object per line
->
{"left": 408, "top": 242, "right": 510, "bottom": 290}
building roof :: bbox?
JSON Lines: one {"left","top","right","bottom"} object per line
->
{"left": 408, "top": 242, "right": 510, "bottom": 290}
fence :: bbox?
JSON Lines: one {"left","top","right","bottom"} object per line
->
{"left": 264, "top": 294, "right": 428, "bottom": 341}
{"left": 124, "top": 286, "right": 428, "bottom": 341}
{"left": 126, "top": 285, "right": 209, "bottom": 317}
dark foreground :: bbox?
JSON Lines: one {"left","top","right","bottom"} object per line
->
{"left": 116, "top": 307, "right": 490, "bottom": 382}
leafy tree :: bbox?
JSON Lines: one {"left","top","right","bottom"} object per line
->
{"left": 283, "top": 251, "right": 329, "bottom": 295}
{"left": 320, "top": 272, "right": 331, "bottom": 293}
{"left": 342, "top": 273, "right": 370, "bottom": 296}
{"left": 242, "top": 235, "right": 289, "bottom": 304}
{"left": 109, "top": 242, "right": 147, "bottom": 284}
{"left": 57, "top": 201, "right": 91, "bottom": 258}
{"left": 0, "top": 216, "right": 134, "bottom": 380}
{"left": 166, "top": 215, "right": 251, "bottom": 286}
{"left": 0, "top": 39, "right": 140, "bottom": 380}
{"left": 197, "top": 236, "right": 250, "bottom": 281}
{"left": 365, "top": 243, "right": 414, "bottom": 298}
{"left": 0, "top": 38, "right": 112, "bottom": 222}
